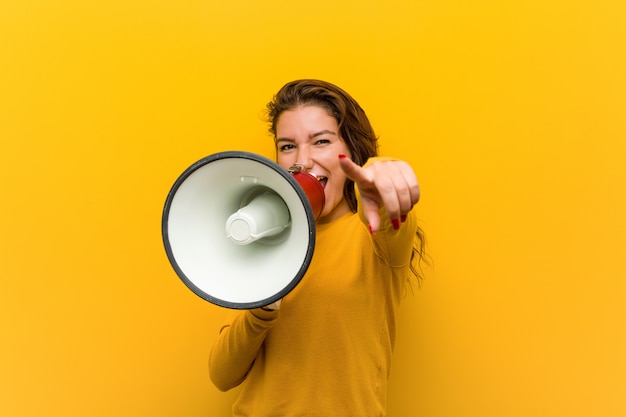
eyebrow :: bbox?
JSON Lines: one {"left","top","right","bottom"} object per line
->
{"left": 276, "top": 130, "right": 338, "bottom": 143}
{"left": 310, "top": 129, "right": 337, "bottom": 138}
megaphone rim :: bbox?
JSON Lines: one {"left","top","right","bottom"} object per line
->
{"left": 162, "top": 151, "right": 317, "bottom": 309}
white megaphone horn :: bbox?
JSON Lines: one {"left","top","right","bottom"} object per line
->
{"left": 162, "top": 151, "right": 325, "bottom": 309}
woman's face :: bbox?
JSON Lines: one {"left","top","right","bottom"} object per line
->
{"left": 275, "top": 105, "right": 352, "bottom": 223}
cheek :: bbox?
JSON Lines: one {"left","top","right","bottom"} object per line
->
{"left": 329, "top": 171, "right": 348, "bottom": 197}
{"left": 276, "top": 153, "right": 294, "bottom": 170}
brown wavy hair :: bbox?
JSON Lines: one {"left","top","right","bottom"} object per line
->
{"left": 266, "top": 79, "right": 427, "bottom": 281}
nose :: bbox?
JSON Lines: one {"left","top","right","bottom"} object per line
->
{"left": 295, "top": 147, "right": 314, "bottom": 171}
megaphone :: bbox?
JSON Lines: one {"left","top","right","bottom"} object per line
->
{"left": 162, "top": 151, "right": 325, "bottom": 309}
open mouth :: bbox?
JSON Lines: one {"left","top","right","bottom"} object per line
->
{"left": 313, "top": 174, "right": 328, "bottom": 189}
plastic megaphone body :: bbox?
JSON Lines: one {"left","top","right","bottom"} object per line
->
{"left": 162, "top": 151, "right": 325, "bottom": 309}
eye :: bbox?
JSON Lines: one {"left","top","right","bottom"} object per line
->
{"left": 315, "top": 139, "right": 330, "bottom": 146}
{"left": 278, "top": 143, "right": 296, "bottom": 152}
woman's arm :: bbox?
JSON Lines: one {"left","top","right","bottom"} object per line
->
{"left": 343, "top": 155, "right": 421, "bottom": 267}
{"left": 209, "top": 308, "right": 279, "bottom": 391}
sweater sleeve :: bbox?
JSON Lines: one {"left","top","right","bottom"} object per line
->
{"left": 209, "top": 308, "right": 279, "bottom": 391}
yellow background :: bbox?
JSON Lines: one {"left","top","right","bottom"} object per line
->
{"left": 1, "top": 0, "right": 625, "bottom": 416}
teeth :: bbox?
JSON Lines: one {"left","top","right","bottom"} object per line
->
{"left": 311, "top": 173, "right": 327, "bottom": 181}
{"left": 310, "top": 173, "right": 327, "bottom": 188}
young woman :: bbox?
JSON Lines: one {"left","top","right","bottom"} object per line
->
{"left": 209, "top": 79, "right": 426, "bottom": 417}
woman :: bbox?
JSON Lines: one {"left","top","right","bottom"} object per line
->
{"left": 209, "top": 79, "right": 426, "bottom": 417}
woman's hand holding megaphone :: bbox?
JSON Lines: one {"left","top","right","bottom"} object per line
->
{"left": 261, "top": 299, "right": 282, "bottom": 312}
{"left": 338, "top": 154, "right": 420, "bottom": 235}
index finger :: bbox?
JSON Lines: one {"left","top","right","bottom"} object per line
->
{"left": 338, "top": 154, "right": 372, "bottom": 185}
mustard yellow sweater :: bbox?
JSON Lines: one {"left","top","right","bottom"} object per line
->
{"left": 209, "top": 205, "right": 419, "bottom": 417}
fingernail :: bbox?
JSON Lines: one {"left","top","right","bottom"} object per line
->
{"left": 338, "top": 153, "right": 347, "bottom": 159}
{"left": 392, "top": 218, "right": 400, "bottom": 230}
{"left": 368, "top": 224, "right": 376, "bottom": 235}
{"left": 401, "top": 215, "right": 407, "bottom": 223}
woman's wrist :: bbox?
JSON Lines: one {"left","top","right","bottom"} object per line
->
{"left": 260, "top": 300, "right": 282, "bottom": 311}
